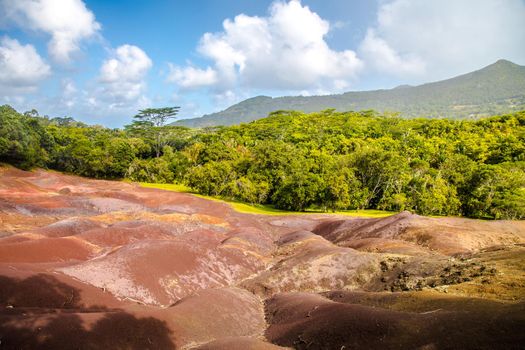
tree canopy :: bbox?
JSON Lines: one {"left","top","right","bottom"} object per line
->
{"left": 1, "top": 105, "right": 524, "bottom": 219}
{"left": 127, "top": 107, "right": 180, "bottom": 157}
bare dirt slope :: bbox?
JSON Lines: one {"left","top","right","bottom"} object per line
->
{"left": 1, "top": 166, "right": 524, "bottom": 349}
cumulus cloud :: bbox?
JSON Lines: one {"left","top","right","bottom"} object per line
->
{"left": 0, "top": 36, "right": 50, "bottom": 92}
{"left": 98, "top": 44, "right": 152, "bottom": 105}
{"left": 59, "top": 78, "right": 77, "bottom": 108}
{"left": 170, "top": 0, "right": 362, "bottom": 93}
{"left": 1, "top": 0, "right": 101, "bottom": 63}
{"left": 359, "top": 30, "right": 425, "bottom": 77}
{"left": 168, "top": 64, "right": 218, "bottom": 89}
{"left": 359, "top": 0, "right": 525, "bottom": 81}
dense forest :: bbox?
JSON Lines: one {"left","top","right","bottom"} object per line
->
{"left": 1, "top": 104, "right": 524, "bottom": 219}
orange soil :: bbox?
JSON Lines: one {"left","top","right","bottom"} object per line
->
{"left": 0, "top": 166, "right": 523, "bottom": 349}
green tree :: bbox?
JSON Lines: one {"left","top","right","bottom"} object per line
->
{"left": 129, "top": 107, "right": 180, "bottom": 157}
{"left": 186, "top": 161, "right": 236, "bottom": 196}
{"left": 0, "top": 105, "right": 52, "bottom": 169}
{"left": 465, "top": 163, "right": 525, "bottom": 219}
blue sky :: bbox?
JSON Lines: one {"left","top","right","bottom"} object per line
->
{"left": 1, "top": 0, "right": 525, "bottom": 127}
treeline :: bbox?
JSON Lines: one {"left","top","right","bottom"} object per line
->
{"left": 1, "top": 105, "right": 524, "bottom": 219}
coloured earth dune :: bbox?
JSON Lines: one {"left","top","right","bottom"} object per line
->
{"left": 0, "top": 166, "right": 524, "bottom": 349}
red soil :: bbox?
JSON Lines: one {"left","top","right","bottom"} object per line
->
{"left": 1, "top": 166, "right": 523, "bottom": 349}
{"left": 314, "top": 211, "right": 525, "bottom": 255}
{"left": 265, "top": 292, "right": 525, "bottom": 350}
{"left": 0, "top": 237, "right": 97, "bottom": 263}
{"left": 195, "top": 337, "right": 289, "bottom": 350}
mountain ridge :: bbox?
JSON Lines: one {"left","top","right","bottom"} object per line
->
{"left": 175, "top": 59, "right": 525, "bottom": 127}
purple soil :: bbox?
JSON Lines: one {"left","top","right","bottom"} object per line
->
{"left": 1, "top": 166, "right": 524, "bottom": 349}
{"left": 265, "top": 292, "right": 525, "bottom": 350}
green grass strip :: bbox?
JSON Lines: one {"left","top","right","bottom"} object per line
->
{"left": 138, "top": 182, "right": 395, "bottom": 217}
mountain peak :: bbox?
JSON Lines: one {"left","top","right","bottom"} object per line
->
{"left": 486, "top": 59, "right": 521, "bottom": 70}
{"left": 176, "top": 60, "right": 525, "bottom": 127}
{"left": 393, "top": 84, "right": 413, "bottom": 90}
{"left": 494, "top": 59, "right": 514, "bottom": 65}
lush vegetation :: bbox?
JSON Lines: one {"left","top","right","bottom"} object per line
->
{"left": 1, "top": 104, "right": 524, "bottom": 219}
{"left": 139, "top": 182, "right": 394, "bottom": 217}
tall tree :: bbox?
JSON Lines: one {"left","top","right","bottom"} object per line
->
{"left": 130, "top": 107, "right": 180, "bottom": 157}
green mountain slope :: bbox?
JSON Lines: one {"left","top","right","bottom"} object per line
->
{"left": 175, "top": 59, "right": 525, "bottom": 127}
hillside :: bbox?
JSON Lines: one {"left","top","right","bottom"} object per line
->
{"left": 1, "top": 167, "right": 524, "bottom": 349}
{"left": 176, "top": 59, "right": 525, "bottom": 127}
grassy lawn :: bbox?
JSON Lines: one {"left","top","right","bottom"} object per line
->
{"left": 139, "top": 182, "right": 192, "bottom": 193}
{"left": 138, "top": 182, "right": 395, "bottom": 218}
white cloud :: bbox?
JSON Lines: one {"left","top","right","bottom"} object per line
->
{"left": 213, "top": 89, "right": 241, "bottom": 110}
{"left": 0, "top": 36, "right": 50, "bottom": 91}
{"left": 59, "top": 78, "right": 77, "bottom": 108}
{"left": 360, "top": 0, "right": 525, "bottom": 81}
{"left": 170, "top": 0, "right": 362, "bottom": 93}
{"left": 98, "top": 44, "right": 152, "bottom": 104}
{"left": 359, "top": 30, "right": 425, "bottom": 77}
{"left": 1, "top": 0, "right": 100, "bottom": 63}
{"left": 167, "top": 64, "right": 218, "bottom": 89}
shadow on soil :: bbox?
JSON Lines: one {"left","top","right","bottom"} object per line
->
{"left": 265, "top": 292, "right": 525, "bottom": 350}
{"left": 0, "top": 274, "right": 175, "bottom": 349}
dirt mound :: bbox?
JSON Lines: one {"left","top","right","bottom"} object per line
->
{"left": 242, "top": 230, "right": 380, "bottom": 297}
{"left": 322, "top": 289, "right": 520, "bottom": 313}
{"left": 195, "top": 337, "right": 289, "bottom": 350}
{"left": 265, "top": 292, "right": 525, "bottom": 350}
{"left": 87, "top": 197, "right": 145, "bottom": 213}
{"left": 275, "top": 230, "right": 318, "bottom": 245}
{"left": 78, "top": 224, "right": 174, "bottom": 247}
{"left": 314, "top": 211, "right": 525, "bottom": 255}
{"left": 221, "top": 227, "right": 276, "bottom": 256}
{"left": 30, "top": 218, "right": 104, "bottom": 238}
{"left": 0, "top": 236, "right": 98, "bottom": 263}
{"left": 0, "top": 265, "right": 268, "bottom": 349}
{"left": 269, "top": 217, "right": 319, "bottom": 230}
{"left": 314, "top": 211, "right": 418, "bottom": 241}
{"left": 59, "top": 233, "right": 268, "bottom": 305}
{"left": 1, "top": 167, "right": 524, "bottom": 348}
{"left": 0, "top": 284, "right": 267, "bottom": 350}
{"left": 0, "top": 307, "right": 176, "bottom": 350}
{"left": 0, "top": 273, "right": 83, "bottom": 309}
{"left": 157, "top": 287, "right": 267, "bottom": 348}
{"left": 342, "top": 237, "right": 434, "bottom": 255}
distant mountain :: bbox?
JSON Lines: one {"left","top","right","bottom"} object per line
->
{"left": 175, "top": 60, "right": 525, "bottom": 127}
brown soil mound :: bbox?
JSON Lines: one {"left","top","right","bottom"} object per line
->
{"left": 265, "top": 292, "right": 525, "bottom": 350}
{"left": 158, "top": 287, "right": 267, "bottom": 348}
{"left": 59, "top": 233, "right": 267, "bottom": 305}
{"left": 314, "top": 211, "right": 418, "bottom": 241}
{"left": 221, "top": 227, "right": 276, "bottom": 255}
{"left": 78, "top": 224, "right": 174, "bottom": 247}
{"left": 0, "top": 236, "right": 97, "bottom": 263}
{"left": 0, "top": 308, "right": 176, "bottom": 349}
{"left": 322, "top": 289, "right": 520, "bottom": 313}
{"left": 0, "top": 269, "right": 125, "bottom": 310}
{"left": 314, "top": 211, "right": 525, "bottom": 255}
{"left": 342, "top": 237, "right": 434, "bottom": 255}
{"left": 0, "top": 282, "right": 267, "bottom": 349}
{"left": 30, "top": 218, "right": 104, "bottom": 238}
{"left": 195, "top": 337, "right": 289, "bottom": 350}
{"left": 242, "top": 230, "right": 381, "bottom": 297}
{"left": 1, "top": 167, "right": 524, "bottom": 348}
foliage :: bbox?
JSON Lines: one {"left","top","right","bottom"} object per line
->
{"left": 138, "top": 182, "right": 395, "bottom": 217}
{"left": 1, "top": 104, "right": 524, "bottom": 219}
{"left": 0, "top": 105, "right": 52, "bottom": 169}
{"left": 127, "top": 107, "right": 180, "bottom": 157}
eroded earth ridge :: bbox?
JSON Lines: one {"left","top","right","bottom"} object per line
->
{"left": 0, "top": 167, "right": 524, "bottom": 349}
